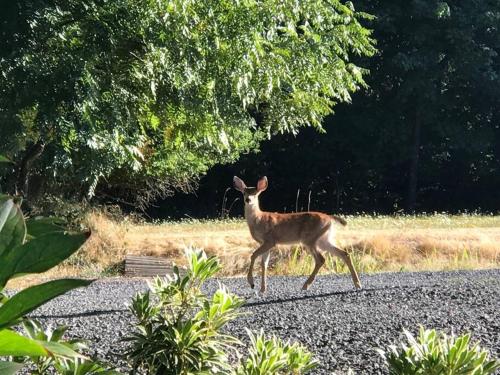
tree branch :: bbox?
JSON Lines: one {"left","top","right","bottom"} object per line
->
{"left": 15, "top": 141, "right": 45, "bottom": 198}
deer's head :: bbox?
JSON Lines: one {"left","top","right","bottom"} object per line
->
{"left": 233, "top": 176, "right": 268, "bottom": 208}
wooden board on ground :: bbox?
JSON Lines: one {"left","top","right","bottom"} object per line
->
{"left": 125, "top": 255, "right": 180, "bottom": 277}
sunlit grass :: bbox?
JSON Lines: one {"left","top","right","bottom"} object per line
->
{"left": 132, "top": 212, "right": 500, "bottom": 230}
{"left": 9, "top": 212, "right": 499, "bottom": 288}
{"left": 83, "top": 212, "right": 500, "bottom": 275}
{"left": 342, "top": 213, "right": 500, "bottom": 229}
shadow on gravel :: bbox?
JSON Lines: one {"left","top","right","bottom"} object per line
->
{"left": 31, "top": 309, "right": 129, "bottom": 319}
{"left": 31, "top": 284, "right": 442, "bottom": 317}
{"left": 243, "top": 286, "right": 407, "bottom": 307}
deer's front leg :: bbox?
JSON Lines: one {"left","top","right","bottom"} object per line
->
{"left": 247, "top": 241, "right": 274, "bottom": 289}
{"left": 260, "top": 250, "right": 271, "bottom": 294}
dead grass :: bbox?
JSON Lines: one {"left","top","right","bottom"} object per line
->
{"left": 79, "top": 212, "right": 500, "bottom": 276}
{"left": 7, "top": 213, "right": 500, "bottom": 289}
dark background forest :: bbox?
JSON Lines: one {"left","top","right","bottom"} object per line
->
{"left": 151, "top": 0, "right": 500, "bottom": 219}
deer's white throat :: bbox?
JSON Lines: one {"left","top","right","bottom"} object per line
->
{"left": 244, "top": 200, "right": 261, "bottom": 222}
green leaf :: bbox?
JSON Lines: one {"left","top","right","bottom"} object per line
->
{"left": 436, "top": 2, "right": 451, "bottom": 19}
{"left": 0, "top": 279, "right": 94, "bottom": 329}
{"left": 0, "top": 330, "right": 86, "bottom": 360}
{"left": 0, "top": 155, "right": 13, "bottom": 164}
{"left": 54, "top": 357, "right": 120, "bottom": 374}
{"left": 0, "top": 329, "right": 48, "bottom": 356}
{"left": 26, "top": 217, "right": 66, "bottom": 238}
{"left": 0, "top": 232, "right": 89, "bottom": 287}
{"left": 0, "top": 199, "right": 26, "bottom": 258}
{"left": 0, "top": 361, "right": 24, "bottom": 375}
{"left": 50, "top": 324, "right": 69, "bottom": 342}
{"left": 41, "top": 340, "right": 87, "bottom": 359}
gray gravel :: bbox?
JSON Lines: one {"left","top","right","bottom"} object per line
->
{"left": 28, "top": 269, "right": 500, "bottom": 374}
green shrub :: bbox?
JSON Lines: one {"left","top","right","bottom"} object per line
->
{"left": 378, "top": 327, "right": 500, "bottom": 375}
{"left": 0, "top": 195, "right": 116, "bottom": 374}
{"left": 125, "top": 249, "right": 244, "bottom": 374}
{"left": 237, "top": 329, "right": 318, "bottom": 375}
{"left": 19, "top": 320, "right": 115, "bottom": 375}
{"left": 125, "top": 248, "right": 318, "bottom": 375}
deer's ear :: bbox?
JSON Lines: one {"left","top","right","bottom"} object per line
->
{"left": 257, "top": 176, "right": 268, "bottom": 192}
{"left": 233, "top": 176, "right": 247, "bottom": 192}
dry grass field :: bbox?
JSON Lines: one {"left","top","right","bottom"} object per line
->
{"left": 9, "top": 212, "right": 499, "bottom": 289}
{"left": 82, "top": 212, "right": 500, "bottom": 275}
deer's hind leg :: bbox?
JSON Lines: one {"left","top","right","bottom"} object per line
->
{"left": 302, "top": 244, "right": 325, "bottom": 290}
{"left": 317, "top": 236, "right": 361, "bottom": 289}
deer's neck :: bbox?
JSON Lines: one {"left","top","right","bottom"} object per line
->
{"left": 244, "top": 201, "right": 263, "bottom": 224}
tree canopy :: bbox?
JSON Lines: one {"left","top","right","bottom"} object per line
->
{"left": 151, "top": 0, "right": 500, "bottom": 217}
{"left": 0, "top": 0, "right": 375, "bottom": 207}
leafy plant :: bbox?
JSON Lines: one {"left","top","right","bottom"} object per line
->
{"left": 18, "top": 320, "right": 117, "bottom": 375}
{"left": 0, "top": 196, "right": 115, "bottom": 373}
{"left": 125, "top": 248, "right": 318, "bottom": 374}
{"left": 378, "top": 327, "right": 500, "bottom": 375}
{"left": 237, "top": 329, "right": 318, "bottom": 375}
{"left": 125, "top": 249, "right": 244, "bottom": 374}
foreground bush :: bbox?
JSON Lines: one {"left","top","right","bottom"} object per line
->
{"left": 379, "top": 327, "right": 500, "bottom": 375}
{"left": 0, "top": 195, "right": 115, "bottom": 374}
{"left": 19, "top": 320, "right": 115, "bottom": 375}
{"left": 125, "top": 248, "right": 318, "bottom": 374}
{"left": 237, "top": 329, "right": 318, "bottom": 375}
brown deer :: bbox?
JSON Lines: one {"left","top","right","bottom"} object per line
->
{"left": 234, "top": 176, "right": 361, "bottom": 293}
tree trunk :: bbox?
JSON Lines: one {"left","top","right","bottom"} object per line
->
{"left": 406, "top": 106, "right": 421, "bottom": 213}
{"left": 15, "top": 141, "right": 45, "bottom": 199}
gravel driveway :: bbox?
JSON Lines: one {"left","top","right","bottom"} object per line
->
{"left": 30, "top": 269, "right": 500, "bottom": 374}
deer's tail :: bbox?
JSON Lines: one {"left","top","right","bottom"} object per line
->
{"left": 331, "top": 215, "right": 347, "bottom": 226}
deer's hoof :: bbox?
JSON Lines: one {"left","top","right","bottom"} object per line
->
{"left": 302, "top": 284, "right": 310, "bottom": 291}
{"left": 355, "top": 283, "right": 362, "bottom": 289}
{"left": 246, "top": 274, "right": 254, "bottom": 288}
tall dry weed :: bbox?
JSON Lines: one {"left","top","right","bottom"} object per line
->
{"left": 79, "top": 211, "right": 129, "bottom": 269}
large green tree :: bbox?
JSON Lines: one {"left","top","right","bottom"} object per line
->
{"left": 0, "top": 0, "right": 375, "bottom": 207}
{"left": 155, "top": 0, "right": 500, "bottom": 217}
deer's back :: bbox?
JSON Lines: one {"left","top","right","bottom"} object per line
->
{"left": 249, "top": 211, "right": 332, "bottom": 245}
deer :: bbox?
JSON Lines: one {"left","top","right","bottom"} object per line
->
{"left": 233, "top": 176, "right": 361, "bottom": 293}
